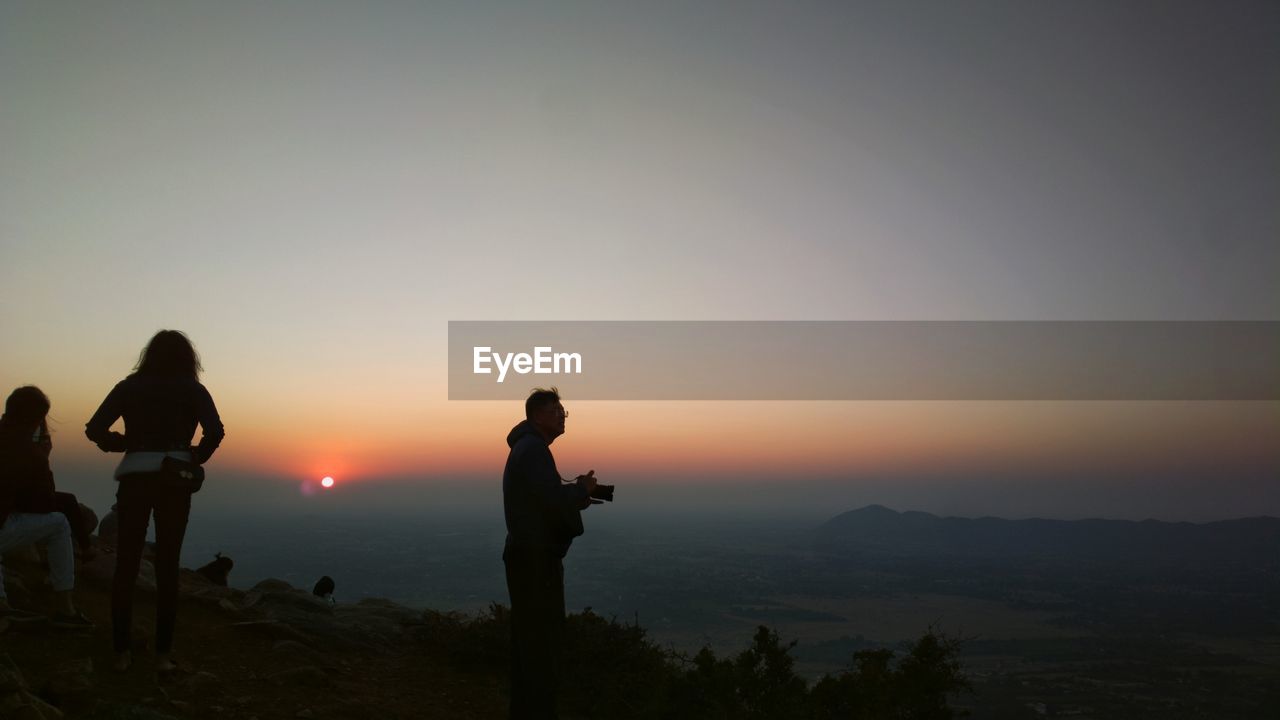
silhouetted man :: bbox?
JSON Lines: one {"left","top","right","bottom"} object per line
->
{"left": 502, "top": 387, "right": 599, "bottom": 719}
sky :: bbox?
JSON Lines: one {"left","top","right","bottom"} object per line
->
{"left": 1, "top": 0, "right": 1277, "bottom": 522}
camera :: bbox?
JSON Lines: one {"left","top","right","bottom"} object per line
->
{"left": 574, "top": 472, "right": 615, "bottom": 502}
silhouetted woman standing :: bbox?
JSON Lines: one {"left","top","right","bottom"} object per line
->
{"left": 86, "top": 330, "right": 224, "bottom": 672}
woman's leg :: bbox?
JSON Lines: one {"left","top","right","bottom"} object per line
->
{"left": 151, "top": 483, "right": 192, "bottom": 656}
{"left": 0, "top": 512, "right": 74, "bottom": 607}
{"left": 37, "top": 513, "right": 76, "bottom": 610}
{"left": 112, "top": 477, "right": 154, "bottom": 654}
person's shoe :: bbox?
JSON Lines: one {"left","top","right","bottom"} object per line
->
{"left": 113, "top": 651, "right": 133, "bottom": 672}
{"left": 50, "top": 611, "right": 94, "bottom": 630}
{"left": 0, "top": 606, "right": 46, "bottom": 624}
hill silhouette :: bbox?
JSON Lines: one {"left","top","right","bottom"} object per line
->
{"left": 816, "top": 504, "right": 1280, "bottom": 564}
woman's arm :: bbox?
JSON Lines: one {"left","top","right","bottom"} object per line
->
{"left": 84, "top": 382, "right": 129, "bottom": 452}
{"left": 193, "top": 383, "right": 225, "bottom": 464}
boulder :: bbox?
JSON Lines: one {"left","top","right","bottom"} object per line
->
{"left": 79, "top": 554, "right": 155, "bottom": 591}
{"left": 83, "top": 703, "right": 182, "bottom": 720}
{"left": 269, "top": 666, "right": 332, "bottom": 688}
{"left": 0, "top": 653, "right": 25, "bottom": 693}
{"left": 228, "top": 620, "right": 313, "bottom": 645}
{"left": 176, "top": 671, "right": 220, "bottom": 696}
{"left": 249, "top": 578, "right": 294, "bottom": 593}
{"left": 270, "top": 640, "right": 322, "bottom": 665}
{"left": 1, "top": 576, "right": 32, "bottom": 607}
{"left": 76, "top": 504, "right": 99, "bottom": 538}
{"left": 2, "top": 691, "right": 62, "bottom": 719}
{"left": 243, "top": 580, "right": 333, "bottom": 618}
{"left": 97, "top": 509, "right": 118, "bottom": 546}
{"left": 46, "top": 657, "right": 94, "bottom": 697}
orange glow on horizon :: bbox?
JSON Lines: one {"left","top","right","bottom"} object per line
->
{"left": 49, "top": 397, "right": 1278, "bottom": 488}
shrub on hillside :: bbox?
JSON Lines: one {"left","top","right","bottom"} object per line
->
{"left": 667, "top": 626, "right": 810, "bottom": 720}
{"left": 415, "top": 606, "right": 969, "bottom": 719}
{"left": 811, "top": 629, "right": 971, "bottom": 719}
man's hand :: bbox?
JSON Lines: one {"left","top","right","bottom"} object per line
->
{"left": 576, "top": 470, "right": 603, "bottom": 508}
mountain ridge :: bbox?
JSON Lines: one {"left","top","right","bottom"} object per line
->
{"left": 815, "top": 504, "right": 1280, "bottom": 562}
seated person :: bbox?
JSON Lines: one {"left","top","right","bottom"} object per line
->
{"left": 0, "top": 386, "right": 92, "bottom": 627}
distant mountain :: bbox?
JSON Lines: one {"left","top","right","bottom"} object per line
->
{"left": 815, "top": 505, "right": 1280, "bottom": 564}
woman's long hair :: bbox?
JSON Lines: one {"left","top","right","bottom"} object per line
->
{"left": 134, "top": 330, "right": 203, "bottom": 379}
{"left": 1, "top": 385, "right": 50, "bottom": 430}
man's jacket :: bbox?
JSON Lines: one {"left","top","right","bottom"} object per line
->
{"left": 502, "top": 420, "right": 586, "bottom": 558}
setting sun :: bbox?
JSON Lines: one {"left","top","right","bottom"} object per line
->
{"left": 321, "top": 476, "right": 335, "bottom": 488}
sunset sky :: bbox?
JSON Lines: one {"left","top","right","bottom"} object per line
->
{"left": 2, "top": 1, "right": 1276, "bottom": 521}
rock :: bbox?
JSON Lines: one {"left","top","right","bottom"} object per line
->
{"left": 16, "top": 691, "right": 63, "bottom": 719}
{"left": 270, "top": 666, "right": 332, "bottom": 688}
{"left": 270, "top": 640, "right": 321, "bottom": 664}
{"left": 241, "top": 576, "right": 327, "bottom": 609}
{"left": 79, "top": 554, "right": 156, "bottom": 591}
{"left": 185, "top": 583, "right": 236, "bottom": 601}
{"left": 97, "top": 509, "right": 119, "bottom": 545}
{"left": 78, "top": 554, "right": 113, "bottom": 584}
{"left": 229, "top": 620, "right": 313, "bottom": 644}
{"left": 0, "top": 653, "right": 25, "bottom": 693}
{"left": 177, "top": 671, "right": 220, "bottom": 696}
{"left": 4, "top": 703, "right": 47, "bottom": 720}
{"left": 85, "top": 702, "right": 183, "bottom": 719}
{"left": 177, "top": 569, "right": 213, "bottom": 594}
{"left": 250, "top": 578, "right": 295, "bottom": 593}
{"left": 47, "top": 657, "right": 94, "bottom": 696}
{"left": 244, "top": 588, "right": 333, "bottom": 617}
{"left": 185, "top": 584, "right": 242, "bottom": 612}
{"left": 3, "top": 576, "right": 32, "bottom": 607}
{"left": 242, "top": 579, "right": 334, "bottom": 620}
{"left": 77, "top": 504, "right": 99, "bottom": 537}
{"left": 351, "top": 597, "right": 421, "bottom": 623}
{"left": 295, "top": 710, "right": 314, "bottom": 719}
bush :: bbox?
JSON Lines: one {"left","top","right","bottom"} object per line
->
{"left": 668, "top": 626, "right": 810, "bottom": 720}
{"left": 811, "top": 629, "right": 971, "bottom": 719}
{"left": 415, "top": 603, "right": 510, "bottom": 671}
{"left": 416, "top": 607, "right": 969, "bottom": 719}
{"left": 562, "top": 609, "right": 676, "bottom": 718}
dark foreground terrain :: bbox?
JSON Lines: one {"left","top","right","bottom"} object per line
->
{"left": 2, "top": 541, "right": 968, "bottom": 719}
{"left": 7, "top": 504, "right": 1278, "bottom": 718}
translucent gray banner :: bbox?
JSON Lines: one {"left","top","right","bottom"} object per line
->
{"left": 448, "top": 321, "right": 1280, "bottom": 400}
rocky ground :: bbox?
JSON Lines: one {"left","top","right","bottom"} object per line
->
{"left": 2, "top": 517, "right": 508, "bottom": 720}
